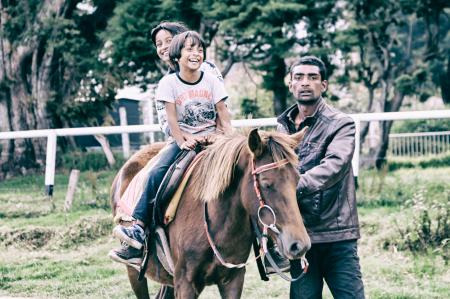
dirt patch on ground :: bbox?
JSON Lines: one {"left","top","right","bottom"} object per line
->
{"left": 0, "top": 215, "right": 112, "bottom": 250}
{"left": 51, "top": 215, "right": 113, "bottom": 249}
{"left": 0, "top": 227, "right": 55, "bottom": 249}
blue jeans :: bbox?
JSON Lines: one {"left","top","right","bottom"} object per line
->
{"left": 290, "top": 240, "right": 365, "bottom": 299}
{"left": 132, "top": 142, "right": 181, "bottom": 225}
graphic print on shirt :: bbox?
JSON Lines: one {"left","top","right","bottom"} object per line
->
{"left": 183, "top": 101, "right": 215, "bottom": 127}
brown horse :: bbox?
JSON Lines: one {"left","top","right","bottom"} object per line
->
{"left": 111, "top": 129, "right": 311, "bottom": 299}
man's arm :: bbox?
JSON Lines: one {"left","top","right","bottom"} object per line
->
{"left": 297, "top": 117, "right": 355, "bottom": 195}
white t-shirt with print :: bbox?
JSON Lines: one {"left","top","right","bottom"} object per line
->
{"left": 155, "top": 71, "right": 227, "bottom": 136}
{"left": 155, "top": 61, "right": 224, "bottom": 136}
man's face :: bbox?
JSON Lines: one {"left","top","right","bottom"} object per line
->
{"left": 289, "top": 64, "right": 328, "bottom": 105}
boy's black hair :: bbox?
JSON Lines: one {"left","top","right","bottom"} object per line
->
{"left": 169, "top": 31, "right": 206, "bottom": 70}
{"left": 290, "top": 55, "right": 328, "bottom": 81}
{"left": 150, "top": 21, "right": 189, "bottom": 45}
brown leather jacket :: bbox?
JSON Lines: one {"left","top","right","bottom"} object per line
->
{"left": 277, "top": 99, "right": 360, "bottom": 243}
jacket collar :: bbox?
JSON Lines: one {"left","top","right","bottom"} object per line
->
{"left": 277, "top": 98, "right": 325, "bottom": 133}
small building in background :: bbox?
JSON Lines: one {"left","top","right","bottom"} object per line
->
{"left": 75, "top": 85, "right": 164, "bottom": 150}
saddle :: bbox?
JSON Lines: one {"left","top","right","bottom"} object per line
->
{"left": 153, "top": 147, "right": 204, "bottom": 226}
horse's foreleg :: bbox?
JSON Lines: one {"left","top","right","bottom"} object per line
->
{"left": 155, "top": 286, "right": 175, "bottom": 299}
{"left": 217, "top": 269, "right": 246, "bottom": 299}
{"left": 126, "top": 266, "right": 150, "bottom": 299}
{"left": 173, "top": 274, "right": 203, "bottom": 299}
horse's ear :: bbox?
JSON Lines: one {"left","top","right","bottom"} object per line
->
{"left": 290, "top": 126, "right": 308, "bottom": 146}
{"left": 248, "top": 128, "right": 264, "bottom": 157}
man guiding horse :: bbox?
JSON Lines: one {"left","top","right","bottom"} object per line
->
{"left": 277, "top": 55, "right": 365, "bottom": 298}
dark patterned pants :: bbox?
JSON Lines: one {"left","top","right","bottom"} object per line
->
{"left": 290, "top": 239, "right": 365, "bottom": 299}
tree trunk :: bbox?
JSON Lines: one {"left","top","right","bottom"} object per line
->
{"left": 0, "top": 1, "right": 71, "bottom": 178}
{"left": 359, "top": 86, "right": 376, "bottom": 148}
{"left": 0, "top": 0, "right": 116, "bottom": 178}
{"left": 0, "top": 38, "right": 53, "bottom": 177}
{"left": 368, "top": 92, "right": 405, "bottom": 170}
{"left": 94, "top": 134, "right": 116, "bottom": 167}
{"left": 440, "top": 53, "right": 450, "bottom": 104}
{"left": 265, "top": 55, "right": 288, "bottom": 116}
{"left": 374, "top": 120, "right": 393, "bottom": 169}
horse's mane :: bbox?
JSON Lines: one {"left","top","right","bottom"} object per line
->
{"left": 191, "top": 130, "right": 299, "bottom": 202}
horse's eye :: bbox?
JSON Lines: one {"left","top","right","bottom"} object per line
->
{"left": 260, "top": 180, "right": 274, "bottom": 190}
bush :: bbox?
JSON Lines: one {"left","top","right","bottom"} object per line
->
{"left": 387, "top": 152, "right": 450, "bottom": 170}
{"left": 58, "top": 151, "right": 125, "bottom": 172}
{"left": 387, "top": 160, "right": 416, "bottom": 171}
{"left": 391, "top": 119, "right": 450, "bottom": 133}
{"left": 418, "top": 154, "right": 450, "bottom": 168}
{"left": 383, "top": 189, "right": 450, "bottom": 263}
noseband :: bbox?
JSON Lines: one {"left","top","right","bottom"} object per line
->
{"left": 203, "top": 157, "right": 308, "bottom": 279}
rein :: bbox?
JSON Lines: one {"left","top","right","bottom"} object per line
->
{"left": 203, "top": 204, "right": 256, "bottom": 269}
{"left": 203, "top": 157, "right": 308, "bottom": 280}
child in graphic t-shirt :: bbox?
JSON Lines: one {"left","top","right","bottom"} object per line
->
{"left": 109, "top": 31, "right": 232, "bottom": 266}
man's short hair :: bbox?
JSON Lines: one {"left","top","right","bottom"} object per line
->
{"left": 290, "top": 56, "right": 327, "bottom": 81}
{"left": 150, "top": 21, "right": 189, "bottom": 45}
{"left": 169, "top": 31, "right": 206, "bottom": 68}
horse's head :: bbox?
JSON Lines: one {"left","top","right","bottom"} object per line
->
{"left": 243, "top": 128, "right": 311, "bottom": 260}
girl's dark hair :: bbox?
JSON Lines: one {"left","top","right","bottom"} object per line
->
{"left": 150, "top": 21, "right": 189, "bottom": 45}
{"left": 169, "top": 31, "right": 206, "bottom": 69}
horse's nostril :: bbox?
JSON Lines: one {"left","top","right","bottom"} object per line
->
{"left": 290, "top": 241, "right": 303, "bottom": 256}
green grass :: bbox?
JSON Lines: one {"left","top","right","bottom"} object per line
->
{"left": 0, "top": 167, "right": 449, "bottom": 298}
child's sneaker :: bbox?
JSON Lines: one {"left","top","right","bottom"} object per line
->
{"left": 112, "top": 224, "right": 145, "bottom": 250}
{"left": 108, "top": 242, "right": 143, "bottom": 266}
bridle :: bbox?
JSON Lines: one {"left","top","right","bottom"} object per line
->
{"left": 251, "top": 158, "right": 290, "bottom": 236}
{"left": 203, "top": 157, "right": 309, "bottom": 280}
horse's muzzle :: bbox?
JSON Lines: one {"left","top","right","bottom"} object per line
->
{"left": 278, "top": 233, "right": 311, "bottom": 260}
{"left": 288, "top": 240, "right": 310, "bottom": 259}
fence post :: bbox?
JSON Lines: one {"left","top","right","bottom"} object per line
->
{"left": 45, "top": 131, "right": 57, "bottom": 197}
{"left": 119, "top": 106, "right": 130, "bottom": 158}
{"left": 64, "top": 169, "right": 80, "bottom": 212}
{"left": 352, "top": 117, "right": 360, "bottom": 178}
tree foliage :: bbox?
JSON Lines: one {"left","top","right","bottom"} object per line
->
{"left": 333, "top": 0, "right": 449, "bottom": 168}
{"left": 197, "top": 0, "right": 338, "bottom": 114}
{"left": 1, "top": 0, "right": 448, "bottom": 176}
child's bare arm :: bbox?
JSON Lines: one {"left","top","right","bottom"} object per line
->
{"left": 165, "top": 102, "right": 197, "bottom": 149}
{"left": 215, "top": 100, "right": 232, "bottom": 135}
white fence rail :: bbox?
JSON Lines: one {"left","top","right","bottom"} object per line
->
{"left": 389, "top": 131, "right": 450, "bottom": 157}
{"left": 1, "top": 110, "right": 450, "bottom": 195}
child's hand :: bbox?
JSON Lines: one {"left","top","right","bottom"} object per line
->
{"left": 180, "top": 136, "right": 198, "bottom": 150}
{"left": 203, "top": 134, "right": 217, "bottom": 145}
